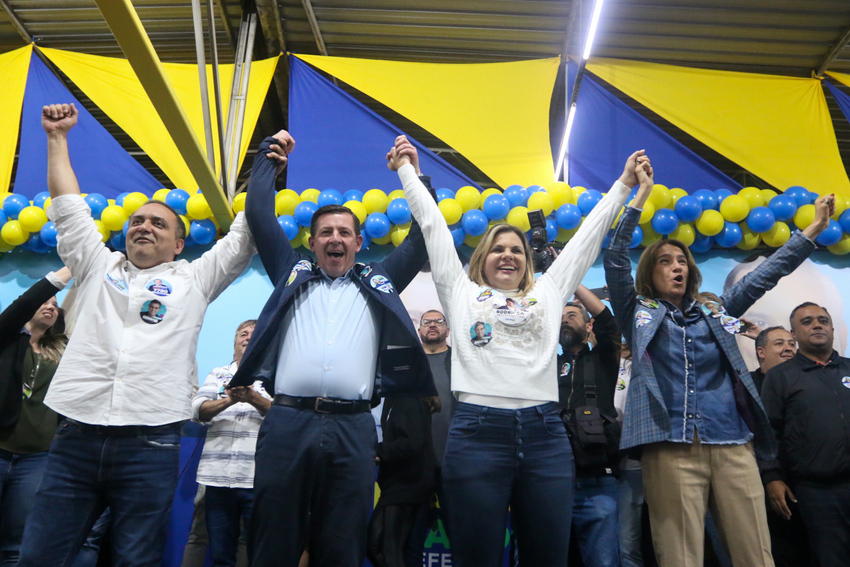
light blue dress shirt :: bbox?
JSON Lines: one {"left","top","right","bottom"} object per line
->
{"left": 275, "top": 269, "right": 380, "bottom": 399}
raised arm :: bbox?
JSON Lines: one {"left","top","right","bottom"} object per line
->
{"left": 42, "top": 104, "right": 81, "bottom": 198}
{"left": 0, "top": 268, "right": 71, "bottom": 344}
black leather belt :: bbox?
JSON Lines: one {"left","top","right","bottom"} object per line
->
{"left": 274, "top": 394, "right": 371, "bottom": 414}
{"left": 67, "top": 418, "right": 183, "bottom": 437}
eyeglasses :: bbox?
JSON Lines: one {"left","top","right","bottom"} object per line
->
{"left": 420, "top": 318, "right": 446, "bottom": 327}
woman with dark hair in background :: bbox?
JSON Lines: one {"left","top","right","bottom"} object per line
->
{"left": 0, "top": 267, "right": 72, "bottom": 566}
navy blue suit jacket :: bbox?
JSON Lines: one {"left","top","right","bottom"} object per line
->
{"left": 230, "top": 137, "right": 436, "bottom": 401}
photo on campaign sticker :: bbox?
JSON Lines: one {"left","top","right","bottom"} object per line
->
{"left": 105, "top": 272, "right": 128, "bottom": 294}
{"left": 493, "top": 295, "right": 532, "bottom": 326}
{"left": 145, "top": 278, "right": 172, "bottom": 297}
{"left": 843, "top": 376, "right": 850, "bottom": 389}
{"left": 470, "top": 321, "right": 492, "bottom": 346}
{"left": 370, "top": 275, "right": 394, "bottom": 294}
{"left": 140, "top": 299, "right": 166, "bottom": 324}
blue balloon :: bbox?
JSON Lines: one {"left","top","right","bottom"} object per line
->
{"left": 785, "top": 186, "right": 810, "bottom": 207}
{"left": 768, "top": 195, "right": 797, "bottom": 222}
{"left": 294, "top": 201, "right": 318, "bottom": 227}
{"left": 630, "top": 225, "right": 643, "bottom": 249}
{"left": 360, "top": 231, "right": 372, "bottom": 249}
{"left": 692, "top": 189, "right": 718, "bottom": 211}
{"left": 690, "top": 232, "right": 713, "bottom": 253}
{"left": 0, "top": 210, "right": 6, "bottom": 226}
{"left": 122, "top": 220, "right": 130, "bottom": 237}
{"left": 546, "top": 218, "right": 559, "bottom": 242}
{"left": 715, "top": 188, "right": 733, "bottom": 203}
{"left": 84, "top": 193, "right": 109, "bottom": 219}
{"left": 183, "top": 233, "right": 197, "bottom": 248}
{"left": 317, "top": 189, "right": 344, "bottom": 208}
{"left": 27, "top": 233, "right": 51, "bottom": 254}
{"left": 602, "top": 232, "right": 611, "bottom": 249}
{"left": 504, "top": 186, "right": 529, "bottom": 208}
{"left": 674, "top": 196, "right": 702, "bottom": 223}
{"left": 436, "top": 189, "right": 455, "bottom": 202}
{"left": 816, "top": 219, "right": 843, "bottom": 246}
{"left": 386, "top": 199, "right": 411, "bottom": 225}
{"left": 190, "top": 219, "right": 217, "bottom": 245}
{"left": 33, "top": 191, "right": 50, "bottom": 208}
{"left": 109, "top": 231, "right": 126, "bottom": 252}
{"left": 746, "top": 206, "right": 775, "bottom": 233}
{"left": 840, "top": 209, "right": 850, "bottom": 234}
{"left": 364, "top": 212, "right": 391, "bottom": 239}
{"left": 40, "top": 221, "right": 58, "bottom": 247}
{"left": 115, "top": 192, "right": 130, "bottom": 206}
{"left": 526, "top": 185, "right": 545, "bottom": 196}
{"left": 277, "top": 215, "right": 300, "bottom": 240}
{"left": 713, "top": 222, "right": 742, "bottom": 248}
{"left": 462, "top": 209, "right": 489, "bottom": 237}
{"left": 165, "top": 189, "right": 190, "bottom": 215}
{"left": 651, "top": 209, "right": 679, "bottom": 235}
{"left": 482, "top": 195, "right": 510, "bottom": 221}
{"left": 343, "top": 190, "right": 364, "bottom": 203}
{"left": 556, "top": 204, "right": 582, "bottom": 230}
{"left": 577, "top": 190, "right": 602, "bottom": 216}
{"left": 3, "top": 194, "right": 29, "bottom": 219}
{"left": 450, "top": 224, "right": 465, "bottom": 247}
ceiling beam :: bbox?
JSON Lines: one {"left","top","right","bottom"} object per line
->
{"left": 214, "top": 0, "right": 237, "bottom": 48}
{"left": 0, "top": 0, "right": 31, "bottom": 43}
{"left": 301, "top": 0, "right": 328, "bottom": 55}
{"left": 816, "top": 22, "right": 850, "bottom": 77}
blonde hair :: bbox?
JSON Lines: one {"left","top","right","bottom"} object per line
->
{"left": 468, "top": 223, "right": 536, "bottom": 295}
{"left": 38, "top": 307, "right": 68, "bottom": 363}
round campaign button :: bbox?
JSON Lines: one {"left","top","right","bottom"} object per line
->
{"left": 470, "top": 321, "right": 492, "bottom": 347}
{"left": 140, "top": 299, "right": 166, "bottom": 325}
{"left": 145, "top": 278, "right": 173, "bottom": 297}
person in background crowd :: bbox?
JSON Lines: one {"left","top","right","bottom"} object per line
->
{"left": 18, "top": 103, "right": 256, "bottom": 567}
{"left": 390, "top": 133, "right": 650, "bottom": 567}
{"left": 557, "top": 285, "right": 621, "bottom": 567}
{"left": 191, "top": 320, "right": 269, "bottom": 567}
{"left": 604, "top": 153, "right": 835, "bottom": 567}
{"left": 0, "top": 267, "right": 71, "bottom": 566}
{"left": 417, "top": 310, "right": 454, "bottom": 473}
{"left": 751, "top": 327, "right": 796, "bottom": 393}
{"left": 761, "top": 302, "right": 849, "bottom": 567}
{"left": 227, "top": 130, "right": 436, "bottom": 567}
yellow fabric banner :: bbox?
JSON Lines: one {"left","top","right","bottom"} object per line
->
{"left": 296, "top": 54, "right": 560, "bottom": 188}
{"left": 827, "top": 71, "right": 850, "bottom": 90}
{"left": 0, "top": 45, "right": 32, "bottom": 193}
{"left": 40, "top": 47, "right": 278, "bottom": 190}
{"left": 588, "top": 58, "right": 850, "bottom": 196}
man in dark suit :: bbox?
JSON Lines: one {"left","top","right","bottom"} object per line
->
{"left": 229, "top": 130, "right": 436, "bottom": 567}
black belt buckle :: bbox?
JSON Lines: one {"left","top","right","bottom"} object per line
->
{"left": 314, "top": 397, "right": 350, "bottom": 413}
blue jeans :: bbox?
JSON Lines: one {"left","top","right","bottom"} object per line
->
{"left": 0, "top": 450, "right": 48, "bottom": 566}
{"left": 17, "top": 419, "right": 181, "bottom": 567}
{"left": 442, "top": 402, "right": 575, "bottom": 567}
{"left": 795, "top": 482, "right": 850, "bottom": 567}
{"left": 205, "top": 486, "right": 254, "bottom": 567}
{"left": 70, "top": 508, "right": 111, "bottom": 567}
{"left": 617, "top": 468, "right": 644, "bottom": 567}
{"left": 572, "top": 475, "right": 620, "bottom": 567}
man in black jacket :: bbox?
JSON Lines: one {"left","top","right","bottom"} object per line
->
{"left": 557, "top": 285, "right": 621, "bottom": 567}
{"left": 762, "top": 302, "right": 850, "bottom": 567}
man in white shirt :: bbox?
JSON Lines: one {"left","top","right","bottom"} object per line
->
{"left": 18, "top": 103, "right": 256, "bottom": 567}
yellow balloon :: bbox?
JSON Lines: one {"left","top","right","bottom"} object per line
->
{"left": 390, "top": 223, "right": 411, "bottom": 246}
{"left": 153, "top": 188, "right": 171, "bottom": 202}
{"left": 669, "top": 223, "right": 695, "bottom": 247}
{"left": 43, "top": 197, "right": 52, "bottom": 211}
{"left": 363, "top": 189, "right": 390, "bottom": 214}
{"left": 0, "top": 238, "right": 15, "bottom": 253}
{"left": 527, "top": 191, "right": 555, "bottom": 217}
{"left": 93, "top": 220, "right": 110, "bottom": 243}
{"left": 572, "top": 186, "right": 587, "bottom": 197}
{"left": 100, "top": 205, "right": 128, "bottom": 231}
{"left": 388, "top": 190, "right": 406, "bottom": 201}
{"left": 186, "top": 194, "right": 212, "bottom": 220}
{"left": 611, "top": 208, "right": 624, "bottom": 230}
{"left": 668, "top": 188, "right": 688, "bottom": 206}
{"left": 738, "top": 187, "right": 765, "bottom": 209}
{"left": 456, "top": 186, "right": 482, "bottom": 212}
{"left": 719, "top": 195, "right": 749, "bottom": 222}
{"left": 557, "top": 227, "right": 578, "bottom": 243}
{"left": 793, "top": 204, "right": 816, "bottom": 229}
{"left": 649, "top": 184, "right": 672, "bottom": 209}
{"left": 344, "top": 200, "right": 368, "bottom": 224}
{"left": 465, "top": 233, "right": 483, "bottom": 247}
{"left": 762, "top": 221, "right": 791, "bottom": 247}
{"left": 760, "top": 189, "right": 778, "bottom": 204}
{"left": 831, "top": 194, "right": 849, "bottom": 220}
{"left": 180, "top": 215, "right": 191, "bottom": 237}
{"left": 122, "top": 192, "right": 149, "bottom": 216}
{"left": 828, "top": 234, "right": 850, "bottom": 255}
{"left": 695, "top": 209, "right": 724, "bottom": 237}
{"left": 737, "top": 226, "right": 761, "bottom": 250}
{"left": 18, "top": 206, "right": 48, "bottom": 232}
{"left": 107, "top": 199, "right": 115, "bottom": 206}
{"left": 232, "top": 192, "right": 247, "bottom": 214}
{"left": 480, "top": 188, "right": 502, "bottom": 204}
{"left": 641, "top": 225, "right": 662, "bottom": 247}
{"left": 638, "top": 202, "right": 656, "bottom": 225}
{"left": 275, "top": 189, "right": 300, "bottom": 217}
{"left": 373, "top": 234, "right": 392, "bottom": 245}
{"left": 300, "top": 188, "right": 320, "bottom": 204}
{"left": 0, "top": 220, "right": 28, "bottom": 246}
{"left": 439, "top": 199, "right": 463, "bottom": 225}
{"left": 506, "top": 206, "right": 531, "bottom": 232}
{"left": 546, "top": 182, "right": 574, "bottom": 207}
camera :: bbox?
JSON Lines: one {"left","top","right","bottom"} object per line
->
{"left": 527, "top": 209, "right": 555, "bottom": 273}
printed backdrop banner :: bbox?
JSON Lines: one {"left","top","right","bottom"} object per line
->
{"left": 567, "top": 60, "right": 740, "bottom": 192}
{"left": 296, "top": 53, "right": 560, "bottom": 188}
{"left": 40, "top": 47, "right": 278, "bottom": 190}
{"left": 287, "top": 56, "right": 479, "bottom": 192}
{"left": 587, "top": 58, "right": 850, "bottom": 196}
{"left": 15, "top": 53, "right": 161, "bottom": 199}
{"left": 0, "top": 45, "right": 33, "bottom": 193}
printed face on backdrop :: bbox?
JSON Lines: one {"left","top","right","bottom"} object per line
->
{"left": 308, "top": 212, "right": 363, "bottom": 278}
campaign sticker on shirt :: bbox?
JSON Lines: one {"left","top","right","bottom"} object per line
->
{"left": 470, "top": 321, "right": 492, "bottom": 346}
{"left": 477, "top": 288, "right": 493, "bottom": 302}
{"left": 217, "top": 373, "right": 233, "bottom": 396}
{"left": 140, "top": 299, "right": 166, "bottom": 324}
{"left": 720, "top": 315, "right": 743, "bottom": 335}
{"left": 286, "top": 270, "right": 298, "bottom": 287}
{"left": 370, "top": 275, "right": 394, "bottom": 294}
{"left": 616, "top": 376, "right": 627, "bottom": 391}
{"left": 560, "top": 362, "right": 571, "bottom": 377}
{"left": 637, "top": 296, "right": 658, "bottom": 309}
{"left": 105, "top": 272, "right": 128, "bottom": 294}
{"left": 358, "top": 264, "right": 373, "bottom": 279}
{"left": 492, "top": 294, "right": 532, "bottom": 326}
{"left": 145, "top": 278, "right": 173, "bottom": 297}
{"left": 635, "top": 310, "right": 653, "bottom": 328}
{"left": 293, "top": 260, "right": 312, "bottom": 272}
{"left": 842, "top": 377, "right": 850, "bottom": 389}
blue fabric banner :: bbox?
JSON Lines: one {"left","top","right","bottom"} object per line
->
{"left": 827, "top": 81, "right": 850, "bottom": 130}
{"left": 567, "top": 61, "right": 740, "bottom": 193}
{"left": 14, "top": 55, "right": 162, "bottom": 199}
{"left": 287, "top": 56, "right": 480, "bottom": 193}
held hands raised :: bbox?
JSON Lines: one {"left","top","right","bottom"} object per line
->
{"left": 386, "top": 135, "right": 420, "bottom": 174}
{"left": 266, "top": 129, "right": 296, "bottom": 176}
{"left": 42, "top": 103, "right": 78, "bottom": 135}
{"left": 802, "top": 194, "right": 836, "bottom": 240}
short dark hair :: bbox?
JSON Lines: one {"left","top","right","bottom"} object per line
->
{"left": 564, "top": 301, "right": 590, "bottom": 323}
{"left": 790, "top": 302, "right": 831, "bottom": 327}
{"left": 310, "top": 204, "right": 361, "bottom": 237}
{"left": 755, "top": 326, "right": 787, "bottom": 359}
{"left": 421, "top": 309, "right": 445, "bottom": 322}
{"left": 144, "top": 199, "right": 186, "bottom": 241}
{"left": 150, "top": 299, "right": 162, "bottom": 307}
